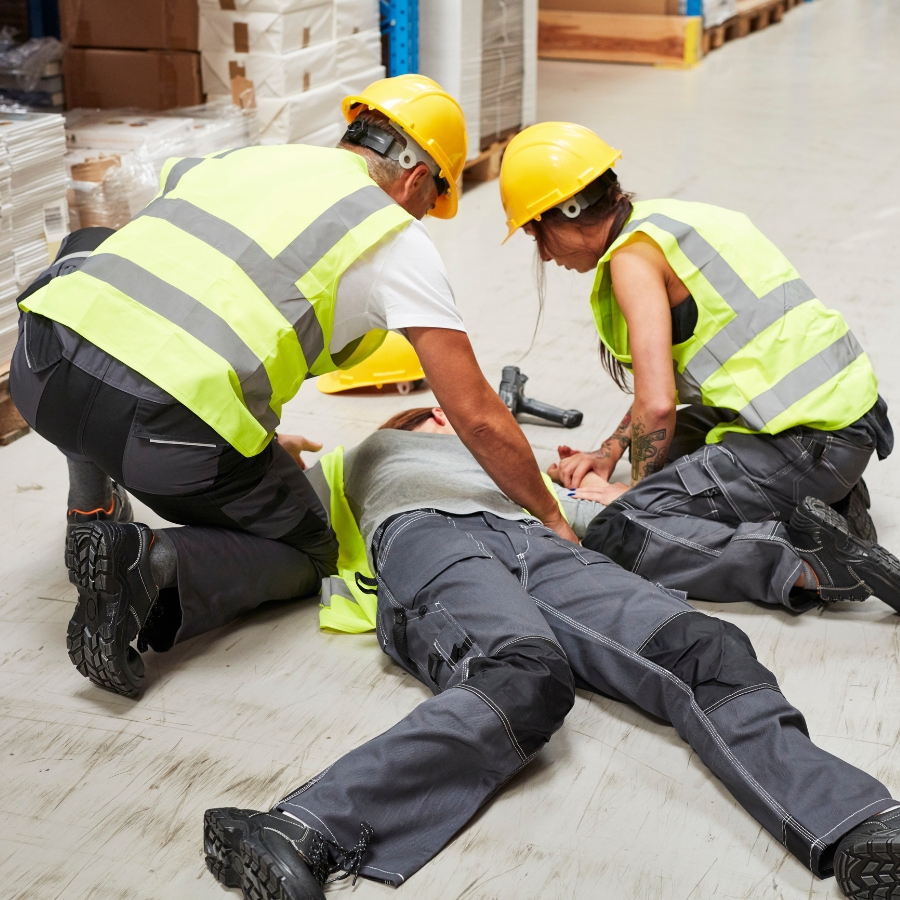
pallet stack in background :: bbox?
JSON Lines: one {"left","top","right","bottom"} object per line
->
{"left": 59, "top": 0, "right": 203, "bottom": 109}
{"left": 419, "top": 0, "right": 538, "bottom": 163}
{"left": 0, "top": 111, "right": 68, "bottom": 365}
{"left": 199, "top": 0, "right": 384, "bottom": 147}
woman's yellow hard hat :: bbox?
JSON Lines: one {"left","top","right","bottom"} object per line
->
{"left": 343, "top": 74, "right": 468, "bottom": 220}
{"left": 499, "top": 122, "right": 622, "bottom": 242}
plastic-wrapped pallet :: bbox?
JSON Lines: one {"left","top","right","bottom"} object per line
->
{"left": 200, "top": 0, "right": 383, "bottom": 147}
{"left": 681, "top": 0, "right": 737, "bottom": 27}
{"left": 0, "top": 110, "right": 68, "bottom": 364}
{"left": 419, "top": 0, "right": 538, "bottom": 160}
{"left": 64, "top": 102, "right": 259, "bottom": 230}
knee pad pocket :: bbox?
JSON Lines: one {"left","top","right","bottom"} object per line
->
{"left": 639, "top": 612, "right": 779, "bottom": 712}
{"left": 465, "top": 639, "right": 575, "bottom": 757}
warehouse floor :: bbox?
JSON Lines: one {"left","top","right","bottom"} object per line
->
{"left": 3, "top": 0, "right": 900, "bottom": 897}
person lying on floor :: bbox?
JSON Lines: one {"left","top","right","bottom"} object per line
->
{"left": 202, "top": 405, "right": 900, "bottom": 900}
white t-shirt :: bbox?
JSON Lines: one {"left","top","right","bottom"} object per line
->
{"left": 330, "top": 219, "right": 466, "bottom": 354}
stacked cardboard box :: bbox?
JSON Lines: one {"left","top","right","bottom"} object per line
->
{"left": 60, "top": 0, "right": 203, "bottom": 110}
{"left": 420, "top": 0, "right": 537, "bottom": 159}
{"left": 0, "top": 112, "right": 69, "bottom": 366}
{"left": 200, "top": 0, "right": 384, "bottom": 146}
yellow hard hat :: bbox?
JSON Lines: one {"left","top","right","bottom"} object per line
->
{"left": 317, "top": 331, "right": 426, "bottom": 395}
{"left": 343, "top": 74, "right": 468, "bottom": 219}
{"left": 499, "top": 122, "right": 622, "bottom": 242}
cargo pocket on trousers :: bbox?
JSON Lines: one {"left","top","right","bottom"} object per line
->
{"left": 122, "top": 399, "right": 227, "bottom": 495}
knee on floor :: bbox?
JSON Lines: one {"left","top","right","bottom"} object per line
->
{"left": 639, "top": 612, "right": 779, "bottom": 713}
{"left": 466, "top": 638, "right": 575, "bottom": 757}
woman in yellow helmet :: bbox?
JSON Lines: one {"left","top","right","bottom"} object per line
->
{"left": 499, "top": 122, "right": 900, "bottom": 614}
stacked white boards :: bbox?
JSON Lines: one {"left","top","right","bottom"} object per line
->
{"left": 199, "top": 0, "right": 385, "bottom": 147}
{"left": 419, "top": 0, "right": 538, "bottom": 161}
{"left": 0, "top": 112, "right": 69, "bottom": 365}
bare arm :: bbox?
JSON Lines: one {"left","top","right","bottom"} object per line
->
{"left": 609, "top": 237, "right": 678, "bottom": 487}
{"left": 407, "top": 327, "right": 578, "bottom": 543}
{"left": 555, "top": 405, "right": 632, "bottom": 488}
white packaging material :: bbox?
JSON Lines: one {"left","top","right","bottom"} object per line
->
{"left": 199, "top": 5, "right": 334, "bottom": 55}
{"left": 296, "top": 121, "right": 344, "bottom": 147}
{"left": 66, "top": 114, "right": 195, "bottom": 155}
{"left": 481, "top": 0, "right": 523, "bottom": 146}
{"left": 0, "top": 300, "right": 18, "bottom": 367}
{"left": 522, "top": 0, "right": 537, "bottom": 128}
{"left": 202, "top": 43, "right": 337, "bottom": 98}
{"left": 419, "top": 0, "right": 483, "bottom": 159}
{"left": 0, "top": 112, "right": 69, "bottom": 293}
{"left": 340, "top": 65, "right": 386, "bottom": 97}
{"left": 336, "top": 28, "right": 383, "bottom": 79}
{"left": 221, "top": 80, "right": 343, "bottom": 144}
{"left": 198, "top": 0, "right": 327, "bottom": 11}
{"left": 704, "top": 0, "right": 737, "bottom": 26}
{"left": 335, "top": 0, "right": 379, "bottom": 37}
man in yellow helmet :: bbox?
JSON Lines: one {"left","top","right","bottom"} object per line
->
{"left": 9, "top": 75, "right": 576, "bottom": 699}
{"left": 498, "top": 121, "right": 899, "bottom": 616}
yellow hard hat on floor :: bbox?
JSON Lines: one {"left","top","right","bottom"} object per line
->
{"left": 317, "top": 332, "right": 426, "bottom": 395}
{"left": 499, "top": 122, "right": 622, "bottom": 242}
{"left": 343, "top": 74, "right": 468, "bottom": 220}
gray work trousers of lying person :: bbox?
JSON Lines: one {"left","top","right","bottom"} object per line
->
{"left": 583, "top": 404, "right": 888, "bottom": 611}
{"left": 276, "top": 511, "right": 893, "bottom": 885}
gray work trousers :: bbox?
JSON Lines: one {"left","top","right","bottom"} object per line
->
{"left": 583, "top": 406, "right": 877, "bottom": 610}
{"left": 276, "top": 511, "right": 893, "bottom": 885}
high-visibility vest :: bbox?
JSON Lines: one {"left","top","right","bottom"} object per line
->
{"left": 317, "top": 446, "right": 568, "bottom": 635}
{"left": 20, "top": 146, "right": 413, "bottom": 457}
{"left": 591, "top": 199, "right": 878, "bottom": 443}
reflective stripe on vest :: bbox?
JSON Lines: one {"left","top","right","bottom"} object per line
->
{"left": 318, "top": 447, "right": 379, "bottom": 635}
{"left": 592, "top": 200, "right": 878, "bottom": 441}
{"left": 21, "top": 146, "right": 413, "bottom": 457}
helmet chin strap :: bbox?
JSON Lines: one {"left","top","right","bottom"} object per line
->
{"left": 555, "top": 168, "right": 618, "bottom": 219}
{"left": 342, "top": 117, "right": 450, "bottom": 196}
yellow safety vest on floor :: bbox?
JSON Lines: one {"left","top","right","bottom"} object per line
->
{"left": 20, "top": 146, "right": 413, "bottom": 457}
{"left": 591, "top": 199, "right": 878, "bottom": 444}
{"left": 317, "top": 447, "right": 568, "bottom": 635}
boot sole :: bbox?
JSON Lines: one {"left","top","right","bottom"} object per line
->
{"left": 793, "top": 499, "right": 900, "bottom": 610}
{"left": 836, "top": 834, "right": 900, "bottom": 900}
{"left": 204, "top": 809, "right": 301, "bottom": 900}
{"left": 66, "top": 524, "right": 144, "bottom": 698}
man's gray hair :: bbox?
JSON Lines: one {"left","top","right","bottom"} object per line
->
{"left": 338, "top": 108, "right": 408, "bottom": 187}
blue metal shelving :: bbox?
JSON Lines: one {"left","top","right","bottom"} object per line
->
{"left": 381, "top": 0, "right": 418, "bottom": 76}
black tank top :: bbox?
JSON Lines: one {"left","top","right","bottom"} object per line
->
{"left": 671, "top": 296, "right": 698, "bottom": 345}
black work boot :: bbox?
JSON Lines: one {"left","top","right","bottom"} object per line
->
{"left": 832, "top": 478, "right": 878, "bottom": 543}
{"left": 835, "top": 808, "right": 900, "bottom": 899}
{"left": 66, "top": 521, "right": 158, "bottom": 698}
{"left": 789, "top": 497, "right": 900, "bottom": 611}
{"left": 204, "top": 809, "right": 333, "bottom": 899}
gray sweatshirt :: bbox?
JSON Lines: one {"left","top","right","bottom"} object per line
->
{"left": 306, "top": 430, "right": 605, "bottom": 562}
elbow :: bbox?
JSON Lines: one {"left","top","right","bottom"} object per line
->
{"left": 642, "top": 398, "right": 677, "bottom": 423}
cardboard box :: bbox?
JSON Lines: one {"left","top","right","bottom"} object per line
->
{"left": 336, "top": 28, "right": 383, "bottom": 78}
{"left": 199, "top": 0, "right": 331, "bottom": 11}
{"left": 340, "top": 64, "right": 385, "bottom": 97}
{"left": 540, "top": 0, "right": 680, "bottom": 12}
{"left": 64, "top": 49, "right": 203, "bottom": 110}
{"left": 201, "top": 43, "right": 336, "bottom": 98}
{"left": 199, "top": 6, "right": 334, "bottom": 54}
{"left": 335, "top": 0, "right": 380, "bottom": 37}
{"left": 59, "top": 0, "right": 199, "bottom": 51}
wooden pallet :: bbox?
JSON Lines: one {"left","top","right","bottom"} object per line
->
{"left": 0, "top": 362, "right": 29, "bottom": 446}
{"left": 462, "top": 132, "right": 518, "bottom": 188}
{"left": 538, "top": 8, "right": 703, "bottom": 68}
{"left": 703, "top": 0, "right": 804, "bottom": 54}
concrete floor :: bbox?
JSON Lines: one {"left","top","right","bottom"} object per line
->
{"left": 3, "top": 0, "right": 900, "bottom": 897}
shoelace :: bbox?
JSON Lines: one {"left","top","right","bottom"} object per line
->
{"left": 324, "top": 821, "right": 375, "bottom": 886}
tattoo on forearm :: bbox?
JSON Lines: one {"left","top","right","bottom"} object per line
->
{"left": 594, "top": 408, "right": 633, "bottom": 460}
{"left": 631, "top": 415, "right": 668, "bottom": 483}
